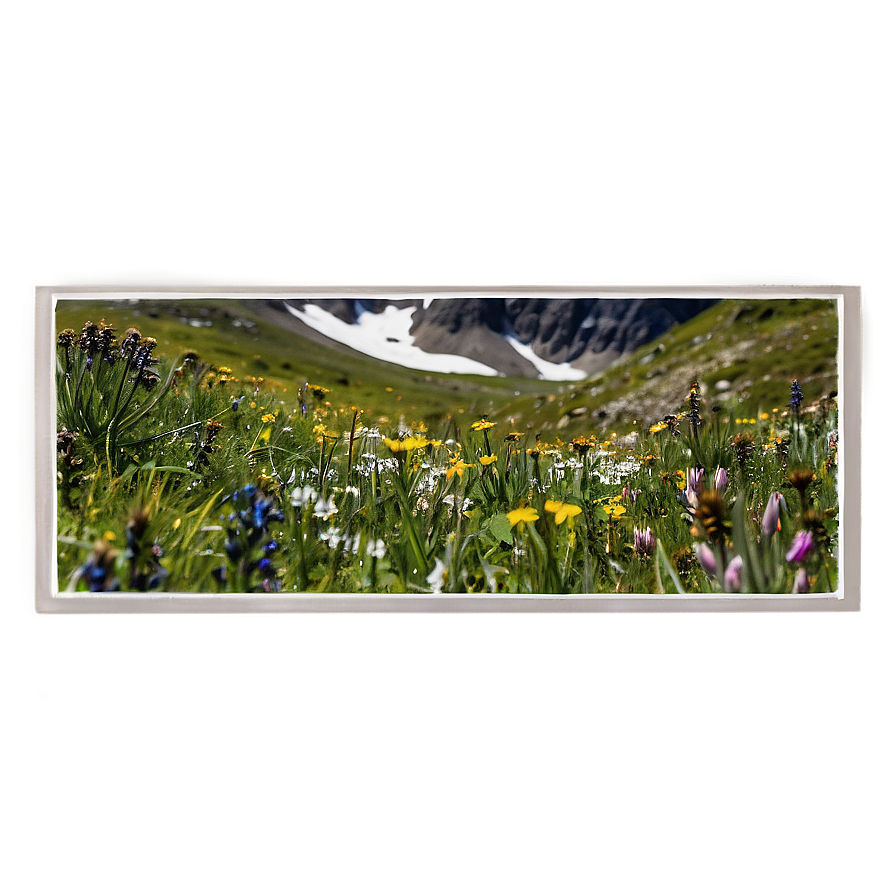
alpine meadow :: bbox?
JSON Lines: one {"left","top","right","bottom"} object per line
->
{"left": 54, "top": 296, "right": 840, "bottom": 597}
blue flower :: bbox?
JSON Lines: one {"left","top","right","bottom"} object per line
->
{"left": 790, "top": 379, "right": 803, "bottom": 414}
{"left": 77, "top": 541, "right": 120, "bottom": 592}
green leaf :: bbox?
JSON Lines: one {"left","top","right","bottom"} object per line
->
{"left": 487, "top": 512, "right": 514, "bottom": 545}
{"left": 655, "top": 538, "right": 686, "bottom": 594}
{"left": 731, "top": 492, "right": 767, "bottom": 592}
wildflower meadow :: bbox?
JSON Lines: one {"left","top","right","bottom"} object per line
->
{"left": 56, "top": 313, "right": 840, "bottom": 596}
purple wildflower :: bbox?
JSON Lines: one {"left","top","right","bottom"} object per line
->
{"left": 786, "top": 530, "right": 814, "bottom": 564}
{"left": 633, "top": 526, "right": 656, "bottom": 557}
{"left": 686, "top": 466, "right": 704, "bottom": 509}
{"left": 694, "top": 543, "right": 717, "bottom": 576}
{"left": 793, "top": 568, "right": 810, "bottom": 593}
{"left": 790, "top": 379, "right": 803, "bottom": 415}
{"left": 724, "top": 555, "right": 743, "bottom": 592}
{"left": 714, "top": 467, "right": 728, "bottom": 492}
{"left": 762, "top": 492, "right": 786, "bottom": 536}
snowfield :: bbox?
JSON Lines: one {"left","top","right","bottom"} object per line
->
{"left": 286, "top": 303, "right": 498, "bottom": 376}
{"left": 286, "top": 302, "right": 587, "bottom": 380}
{"left": 503, "top": 334, "right": 589, "bottom": 381}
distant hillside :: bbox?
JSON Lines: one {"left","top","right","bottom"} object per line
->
{"left": 493, "top": 297, "right": 839, "bottom": 435}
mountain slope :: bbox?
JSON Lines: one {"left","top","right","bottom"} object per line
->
{"left": 276, "top": 297, "right": 718, "bottom": 378}
{"left": 492, "top": 297, "right": 840, "bottom": 435}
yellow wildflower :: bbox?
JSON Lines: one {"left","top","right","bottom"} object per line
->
{"left": 103, "top": 530, "right": 116, "bottom": 541}
{"left": 569, "top": 435, "right": 597, "bottom": 456}
{"left": 471, "top": 419, "right": 496, "bottom": 431}
{"left": 261, "top": 413, "right": 277, "bottom": 424}
{"left": 479, "top": 455, "right": 497, "bottom": 466}
{"left": 382, "top": 436, "right": 430, "bottom": 454}
{"left": 602, "top": 503, "right": 626, "bottom": 520}
{"left": 504, "top": 432, "right": 523, "bottom": 442}
{"left": 649, "top": 421, "right": 667, "bottom": 433}
{"left": 544, "top": 499, "right": 582, "bottom": 525}
{"left": 507, "top": 506, "right": 540, "bottom": 528}
{"left": 446, "top": 458, "right": 475, "bottom": 480}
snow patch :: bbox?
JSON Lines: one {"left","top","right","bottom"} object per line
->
{"left": 285, "top": 302, "right": 498, "bottom": 376}
{"left": 503, "top": 335, "right": 588, "bottom": 381}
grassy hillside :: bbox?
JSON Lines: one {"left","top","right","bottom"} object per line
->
{"left": 495, "top": 297, "right": 839, "bottom": 436}
{"left": 55, "top": 296, "right": 838, "bottom": 439}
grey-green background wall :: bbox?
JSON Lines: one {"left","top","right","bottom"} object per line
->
{"left": 0, "top": 0, "right": 896, "bottom": 896}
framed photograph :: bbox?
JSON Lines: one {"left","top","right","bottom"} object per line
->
{"left": 36, "top": 286, "right": 860, "bottom": 612}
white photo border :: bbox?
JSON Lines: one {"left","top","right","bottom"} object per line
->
{"left": 36, "top": 285, "right": 860, "bottom": 613}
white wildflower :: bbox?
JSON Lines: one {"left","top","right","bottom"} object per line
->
{"left": 426, "top": 558, "right": 448, "bottom": 594}
{"left": 313, "top": 495, "right": 338, "bottom": 519}
{"left": 319, "top": 527, "right": 343, "bottom": 549}
{"left": 290, "top": 486, "right": 318, "bottom": 508}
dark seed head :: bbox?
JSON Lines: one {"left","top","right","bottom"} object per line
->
{"left": 693, "top": 489, "right": 731, "bottom": 545}
{"left": 787, "top": 468, "right": 815, "bottom": 495}
{"left": 78, "top": 321, "right": 102, "bottom": 354}
{"left": 57, "top": 427, "right": 75, "bottom": 454}
{"left": 120, "top": 328, "right": 142, "bottom": 354}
